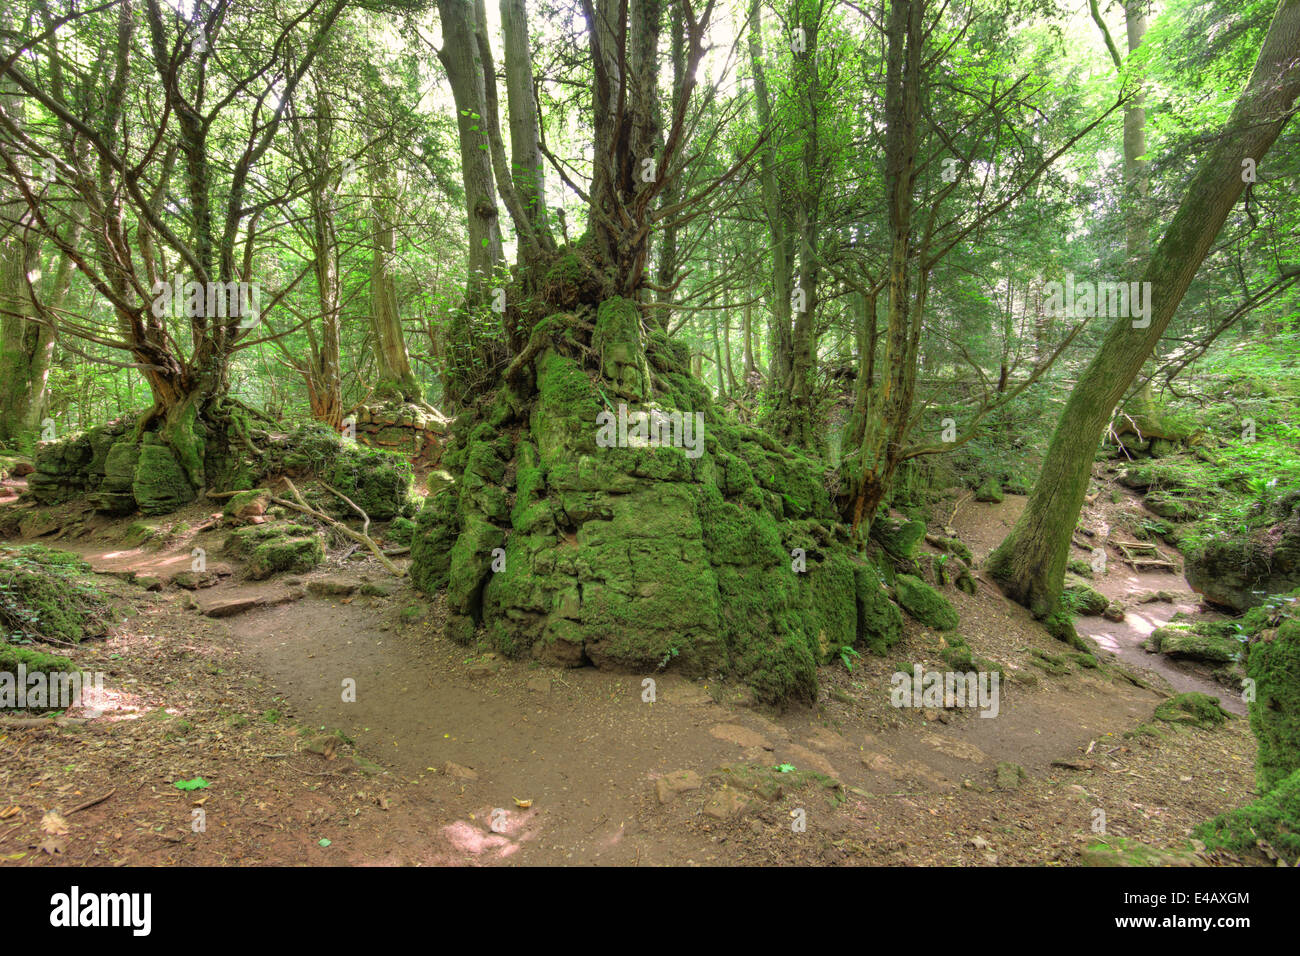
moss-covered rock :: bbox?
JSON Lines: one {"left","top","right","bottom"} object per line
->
{"left": 246, "top": 535, "right": 324, "bottom": 580}
{"left": 1247, "top": 619, "right": 1300, "bottom": 793}
{"left": 327, "top": 444, "right": 415, "bottom": 521}
{"left": 132, "top": 441, "right": 196, "bottom": 515}
{"left": 974, "top": 479, "right": 1004, "bottom": 503}
{"left": 1186, "top": 494, "right": 1300, "bottom": 611}
{"left": 1149, "top": 623, "right": 1242, "bottom": 663}
{"left": 0, "top": 545, "right": 107, "bottom": 644}
{"left": 223, "top": 488, "right": 270, "bottom": 519}
{"left": 1153, "top": 692, "right": 1231, "bottom": 729}
{"left": 1194, "top": 766, "right": 1300, "bottom": 864}
{"left": 893, "top": 574, "right": 959, "bottom": 630}
{"left": 223, "top": 523, "right": 324, "bottom": 580}
{"left": 1064, "top": 574, "right": 1109, "bottom": 616}
{"left": 871, "top": 516, "right": 926, "bottom": 559}
{"left": 409, "top": 297, "right": 907, "bottom": 705}
{"left": 856, "top": 561, "right": 905, "bottom": 653}
{"left": 385, "top": 516, "right": 417, "bottom": 547}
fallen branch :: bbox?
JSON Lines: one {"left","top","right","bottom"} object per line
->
{"left": 0, "top": 715, "right": 88, "bottom": 728}
{"left": 271, "top": 477, "right": 404, "bottom": 577}
{"left": 322, "top": 482, "right": 370, "bottom": 538}
{"left": 67, "top": 789, "right": 115, "bottom": 815}
{"left": 948, "top": 492, "right": 971, "bottom": 527}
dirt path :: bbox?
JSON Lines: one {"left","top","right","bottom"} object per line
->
{"left": 949, "top": 487, "right": 1247, "bottom": 715}
{"left": 0, "top": 495, "right": 1261, "bottom": 866}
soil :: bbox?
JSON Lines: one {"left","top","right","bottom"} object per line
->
{"left": 0, "top": 472, "right": 1263, "bottom": 866}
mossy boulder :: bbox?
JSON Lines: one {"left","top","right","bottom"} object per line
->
{"left": 1186, "top": 495, "right": 1300, "bottom": 611}
{"left": 1194, "top": 766, "right": 1300, "bottom": 865}
{"left": 327, "top": 444, "right": 414, "bottom": 521}
{"left": 974, "top": 479, "right": 1004, "bottom": 503}
{"left": 1153, "top": 692, "right": 1231, "bottom": 729}
{"left": 893, "top": 574, "right": 959, "bottom": 630}
{"left": 246, "top": 535, "right": 324, "bottom": 580}
{"left": 0, "top": 545, "right": 107, "bottom": 644}
{"left": 410, "top": 297, "right": 907, "bottom": 705}
{"left": 1064, "top": 574, "right": 1109, "bottom": 616}
{"left": 223, "top": 488, "right": 270, "bottom": 519}
{"left": 871, "top": 516, "right": 926, "bottom": 559}
{"left": 1247, "top": 619, "right": 1300, "bottom": 793}
{"left": 384, "top": 516, "right": 417, "bottom": 547}
{"left": 856, "top": 561, "right": 905, "bottom": 653}
{"left": 1150, "top": 624, "right": 1243, "bottom": 664}
{"left": 132, "top": 441, "right": 196, "bottom": 515}
{"left": 223, "top": 523, "right": 324, "bottom": 580}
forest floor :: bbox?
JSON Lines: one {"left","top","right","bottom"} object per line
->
{"left": 0, "top": 466, "right": 1262, "bottom": 866}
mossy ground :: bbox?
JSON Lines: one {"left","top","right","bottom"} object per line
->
{"left": 1195, "top": 766, "right": 1300, "bottom": 865}
{"left": 0, "top": 544, "right": 109, "bottom": 644}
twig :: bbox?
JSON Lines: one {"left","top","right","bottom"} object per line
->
{"left": 67, "top": 789, "right": 115, "bottom": 815}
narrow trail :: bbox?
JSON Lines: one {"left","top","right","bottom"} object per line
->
{"left": 4, "top": 487, "right": 1257, "bottom": 865}
{"left": 949, "top": 487, "right": 1247, "bottom": 715}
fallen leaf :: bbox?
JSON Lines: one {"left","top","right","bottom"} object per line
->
{"left": 0, "top": 806, "right": 20, "bottom": 820}
{"left": 513, "top": 798, "right": 532, "bottom": 809}
{"left": 39, "top": 836, "right": 66, "bottom": 855}
{"left": 40, "top": 811, "right": 69, "bottom": 836}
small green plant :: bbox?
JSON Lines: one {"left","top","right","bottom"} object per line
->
{"left": 838, "top": 645, "right": 861, "bottom": 672}
{"left": 656, "top": 646, "right": 680, "bottom": 671}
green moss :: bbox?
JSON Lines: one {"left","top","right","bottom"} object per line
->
{"left": 222, "top": 523, "right": 315, "bottom": 557}
{"left": 1153, "top": 692, "right": 1231, "bottom": 729}
{"left": 1150, "top": 624, "right": 1242, "bottom": 663}
{"left": 246, "top": 535, "right": 324, "bottom": 580}
{"left": 893, "top": 574, "right": 959, "bottom": 630}
{"left": 737, "top": 631, "right": 817, "bottom": 707}
{"left": 0, "top": 545, "right": 106, "bottom": 644}
{"left": 1194, "top": 766, "right": 1300, "bottom": 864}
{"left": 1029, "top": 647, "right": 1072, "bottom": 675}
{"left": 1247, "top": 619, "right": 1300, "bottom": 792}
{"left": 1062, "top": 574, "right": 1109, "bottom": 616}
{"left": 328, "top": 445, "right": 414, "bottom": 520}
{"left": 855, "top": 561, "right": 904, "bottom": 654}
{"left": 132, "top": 442, "right": 195, "bottom": 515}
{"left": 0, "top": 643, "right": 76, "bottom": 676}
{"left": 974, "top": 479, "right": 1004, "bottom": 503}
{"left": 871, "top": 516, "right": 926, "bottom": 559}
{"left": 223, "top": 488, "right": 270, "bottom": 518}
{"left": 385, "top": 516, "right": 417, "bottom": 546}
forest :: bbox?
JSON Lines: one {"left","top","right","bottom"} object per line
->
{"left": 0, "top": 0, "right": 1297, "bottom": 871}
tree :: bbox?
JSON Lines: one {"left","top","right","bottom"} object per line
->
{"left": 988, "top": 0, "right": 1300, "bottom": 626}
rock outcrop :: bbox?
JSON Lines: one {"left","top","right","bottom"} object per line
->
{"left": 410, "top": 297, "right": 913, "bottom": 705}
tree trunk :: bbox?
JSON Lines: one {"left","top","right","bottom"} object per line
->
{"left": 438, "top": 0, "right": 504, "bottom": 306}
{"left": 369, "top": 157, "right": 421, "bottom": 403}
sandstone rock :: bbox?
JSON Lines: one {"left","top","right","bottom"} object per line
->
{"left": 655, "top": 769, "right": 703, "bottom": 803}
